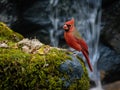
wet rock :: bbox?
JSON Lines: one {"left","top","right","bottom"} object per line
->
{"left": 98, "top": 44, "right": 120, "bottom": 84}
{"left": 103, "top": 81, "right": 120, "bottom": 90}
{"left": 101, "top": 0, "right": 120, "bottom": 53}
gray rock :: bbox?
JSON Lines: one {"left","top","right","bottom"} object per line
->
{"left": 98, "top": 44, "right": 120, "bottom": 83}
{"left": 59, "top": 56, "right": 83, "bottom": 88}
{"left": 101, "top": 0, "right": 120, "bottom": 53}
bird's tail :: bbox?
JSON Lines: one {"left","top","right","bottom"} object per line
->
{"left": 82, "top": 50, "right": 93, "bottom": 72}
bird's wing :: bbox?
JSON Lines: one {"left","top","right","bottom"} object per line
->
{"left": 72, "top": 28, "right": 82, "bottom": 39}
{"left": 73, "top": 29, "right": 89, "bottom": 55}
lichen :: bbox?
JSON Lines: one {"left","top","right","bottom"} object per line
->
{"left": 0, "top": 22, "right": 90, "bottom": 90}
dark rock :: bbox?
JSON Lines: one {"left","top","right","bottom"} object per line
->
{"left": 99, "top": 0, "right": 120, "bottom": 84}
{"left": 102, "top": 70, "right": 120, "bottom": 84}
{"left": 101, "top": 0, "right": 120, "bottom": 53}
{"left": 98, "top": 44, "right": 120, "bottom": 84}
{"left": 102, "top": 0, "right": 118, "bottom": 8}
{"left": 10, "top": 0, "right": 46, "bottom": 35}
{"left": 0, "top": 0, "right": 17, "bottom": 26}
{"left": 99, "top": 0, "right": 120, "bottom": 85}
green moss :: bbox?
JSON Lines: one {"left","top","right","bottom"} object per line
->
{"left": 78, "top": 58, "right": 90, "bottom": 90}
{"left": 0, "top": 47, "right": 67, "bottom": 90}
{"left": 0, "top": 22, "right": 24, "bottom": 42}
{"left": 0, "top": 47, "right": 90, "bottom": 90}
{"left": 0, "top": 22, "right": 90, "bottom": 90}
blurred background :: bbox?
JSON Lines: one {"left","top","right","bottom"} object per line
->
{"left": 0, "top": 0, "right": 120, "bottom": 89}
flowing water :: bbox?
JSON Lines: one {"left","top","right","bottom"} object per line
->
{"left": 49, "top": 0, "right": 102, "bottom": 89}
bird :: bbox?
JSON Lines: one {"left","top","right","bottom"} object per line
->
{"left": 63, "top": 18, "right": 93, "bottom": 72}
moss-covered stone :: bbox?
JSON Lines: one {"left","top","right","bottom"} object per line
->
{"left": 0, "top": 22, "right": 90, "bottom": 90}
{"left": 0, "top": 22, "right": 24, "bottom": 42}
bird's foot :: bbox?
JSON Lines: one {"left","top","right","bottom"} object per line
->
{"left": 73, "top": 51, "right": 79, "bottom": 56}
{"left": 66, "top": 49, "right": 80, "bottom": 56}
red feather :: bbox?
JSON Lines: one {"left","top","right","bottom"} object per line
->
{"left": 75, "top": 38, "right": 89, "bottom": 55}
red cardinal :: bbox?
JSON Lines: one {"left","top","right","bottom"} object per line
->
{"left": 63, "top": 18, "right": 93, "bottom": 72}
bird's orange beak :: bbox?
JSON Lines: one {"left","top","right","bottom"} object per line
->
{"left": 63, "top": 24, "right": 68, "bottom": 30}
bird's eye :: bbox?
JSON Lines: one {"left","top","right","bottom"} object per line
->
{"left": 67, "top": 24, "right": 71, "bottom": 27}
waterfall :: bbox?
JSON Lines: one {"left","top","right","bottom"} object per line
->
{"left": 49, "top": 0, "right": 60, "bottom": 46}
{"left": 49, "top": 0, "right": 102, "bottom": 89}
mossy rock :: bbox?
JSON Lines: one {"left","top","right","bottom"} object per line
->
{"left": 0, "top": 22, "right": 90, "bottom": 90}
{"left": 0, "top": 22, "right": 24, "bottom": 42}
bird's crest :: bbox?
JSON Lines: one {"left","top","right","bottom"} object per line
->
{"left": 65, "top": 18, "right": 74, "bottom": 25}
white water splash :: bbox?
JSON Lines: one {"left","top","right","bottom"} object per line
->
{"left": 90, "top": 80, "right": 104, "bottom": 90}
{"left": 49, "top": 0, "right": 60, "bottom": 46}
